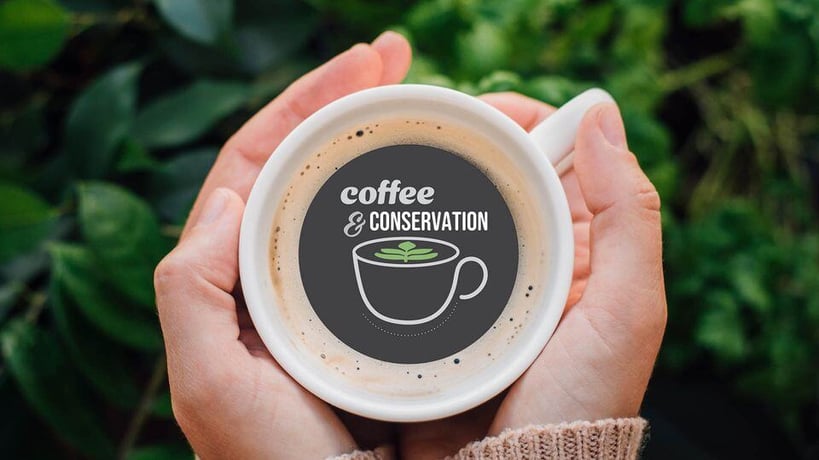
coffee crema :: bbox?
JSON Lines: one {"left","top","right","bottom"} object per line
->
{"left": 268, "top": 116, "right": 548, "bottom": 397}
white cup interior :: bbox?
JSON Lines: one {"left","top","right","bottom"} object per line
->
{"left": 239, "top": 84, "right": 573, "bottom": 421}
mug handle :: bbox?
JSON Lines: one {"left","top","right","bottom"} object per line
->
{"left": 456, "top": 256, "right": 489, "bottom": 300}
{"left": 528, "top": 88, "right": 616, "bottom": 176}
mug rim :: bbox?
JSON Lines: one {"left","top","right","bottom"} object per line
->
{"left": 239, "top": 83, "right": 574, "bottom": 421}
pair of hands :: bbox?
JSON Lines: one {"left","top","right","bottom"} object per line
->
{"left": 154, "top": 32, "right": 666, "bottom": 459}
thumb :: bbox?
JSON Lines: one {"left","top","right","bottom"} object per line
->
{"left": 154, "top": 188, "right": 248, "bottom": 384}
{"left": 573, "top": 103, "right": 665, "bottom": 329}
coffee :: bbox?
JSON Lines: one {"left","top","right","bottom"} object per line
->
{"left": 267, "top": 116, "right": 548, "bottom": 397}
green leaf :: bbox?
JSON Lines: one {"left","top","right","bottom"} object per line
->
{"left": 398, "top": 241, "right": 417, "bottom": 251}
{"left": 406, "top": 0, "right": 465, "bottom": 60}
{"left": 522, "top": 76, "right": 591, "bottom": 106}
{"left": 407, "top": 252, "right": 439, "bottom": 261}
{"left": 154, "top": 0, "right": 233, "bottom": 45}
{"left": 750, "top": 28, "right": 813, "bottom": 107}
{"left": 1, "top": 252, "right": 52, "bottom": 292}
{"left": 0, "top": 182, "right": 57, "bottom": 261}
{"left": 0, "top": 0, "right": 70, "bottom": 71}
{"left": 0, "top": 375, "right": 68, "bottom": 458}
{"left": 1, "top": 319, "right": 116, "bottom": 459}
{"left": 50, "top": 269, "right": 142, "bottom": 407}
{"left": 78, "top": 182, "right": 166, "bottom": 308}
{"left": 148, "top": 147, "right": 217, "bottom": 223}
{"left": 156, "top": 32, "right": 237, "bottom": 77}
{"left": 378, "top": 248, "right": 406, "bottom": 255}
{"left": 696, "top": 291, "right": 748, "bottom": 362}
{"left": 477, "top": 71, "right": 522, "bottom": 93}
{"left": 646, "top": 162, "right": 678, "bottom": 203}
{"left": 50, "top": 243, "right": 163, "bottom": 351}
{"left": 0, "top": 282, "right": 23, "bottom": 324}
{"left": 404, "top": 55, "right": 454, "bottom": 87}
{"left": 151, "top": 389, "right": 174, "bottom": 418}
{"left": 127, "top": 443, "right": 192, "bottom": 460}
{"left": 407, "top": 248, "right": 434, "bottom": 255}
{"left": 0, "top": 183, "right": 53, "bottom": 226}
{"left": 0, "top": 99, "right": 47, "bottom": 173}
{"left": 456, "top": 20, "right": 510, "bottom": 76}
{"left": 622, "top": 110, "right": 672, "bottom": 167}
{"left": 58, "top": 0, "right": 121, "bottom": 13}
{"left": 117, "top": 139, "right": 160, "bottom": 173}
{"left": 683, "top": 0, "right": 736, "bottom": 26}
{"left": 64, "top": 63, "right": 141, "bottom": 178}
{"left": 373, "top": 253, "right": 406, "bottom": 261}
{"left": 731, "top": 257, "right": 771, "bottom": 312}
{"left": 133, "top": 80, "right": 249, "bottom": 149}
{"left": 232, "top": 12, "right": 317, "bottom": 75}
{"left": 736, "top": 0, "right": 778, "bottom": 45}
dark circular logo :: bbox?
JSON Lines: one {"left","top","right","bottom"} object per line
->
{"left": 299, "top": 144, "right": 518, "bottom": 364}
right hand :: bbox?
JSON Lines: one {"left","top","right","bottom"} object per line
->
{"left": 488, "top": 99, "right": 667, "bottom": 431}
{"left": 400, "top": 95, "right": 667, "bottom": 458}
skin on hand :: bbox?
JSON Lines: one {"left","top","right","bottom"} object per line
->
{"left": 154, "top": 31, "right": 411, "bottom": 459}
{"left": 399, "top": 95, "right": 667, "bottom": 459}
{"left": 489, "top": 101, "right": 667, "bottom": 433}
{"left": 154, "top": 30, "right": 667, "bottom": 459}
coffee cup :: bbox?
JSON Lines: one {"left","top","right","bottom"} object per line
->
{"left": 353, "top": 236, "right": 488, "bottom": 326}
{"left": 239, "top": 84, "right": 614, "bottom": 421}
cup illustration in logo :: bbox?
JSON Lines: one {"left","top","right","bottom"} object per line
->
{"left": 352, "top": 236, "right": 488, "bottom": 326}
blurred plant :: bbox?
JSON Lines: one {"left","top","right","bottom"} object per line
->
{"left": 0, "top": 0, "right": 818, "bottom": 458}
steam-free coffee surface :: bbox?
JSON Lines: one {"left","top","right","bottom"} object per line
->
{"left": 300, "top": 144, "right": 518, "bottom": 363}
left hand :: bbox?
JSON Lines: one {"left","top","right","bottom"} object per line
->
{"left": 154, "top": 32, "right": 411, "bottom": 459}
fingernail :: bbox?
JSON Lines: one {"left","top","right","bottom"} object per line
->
{"left": 597, "top": 104, "right": 628, "bottom": 149}
{"left": 372, "top": 30, "right": 397, "bottom": 47}
{"left": 196, "top": 189, "right": 228, "bottom": 226}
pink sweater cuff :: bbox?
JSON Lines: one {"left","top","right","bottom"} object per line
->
{"left": 447, "top": 417, "right": 647, "bottom": 459}
{"left": 330, "top": 445, "right": 394, "bottom": 460}
{"left": 331, "top": 417, "right": 647, "bottom": 460}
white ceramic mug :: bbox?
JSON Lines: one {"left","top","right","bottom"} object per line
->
{"left": 240, "top": 84, "right": 614, "bottom": 422}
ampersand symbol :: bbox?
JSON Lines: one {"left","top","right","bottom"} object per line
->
{"left": 344, "top": 211, "right": 365, "bottom": 237}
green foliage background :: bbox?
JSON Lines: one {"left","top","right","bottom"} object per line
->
{"left": 1, "top": 0, "right": 818, "bottom": 457}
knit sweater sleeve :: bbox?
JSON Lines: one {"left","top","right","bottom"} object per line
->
{"left": 330, "top": 446, "right": 394, "bottom": 460}
{"left": 447, "top": 418, "right": 647, "bottom": 459}
{"left": 330, "top": 418, "right": 647, "bottom": 460}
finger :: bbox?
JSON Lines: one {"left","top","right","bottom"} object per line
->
{"left": 480, "top": 90, "right": 593, "bottom": 226}
{"left": 573, "top": 103, "right": 664, "bottom": 316}
{"left": 185, "top": 33, "right": 413, "bottom": 231}
{"left": 228, "top": 31, "right": 412, "bottom": 160}
{"left": 479, "top": 92, "right": 555, "bottom": 131}
{"left": 371, "top": 31, "right": 412, "bottom": 84}
{"left": 479, "top": 92, "right": 593, "bottom": 305}
{"left": 155, "top": 188, "right": 249, "bottom": 382}
{"left": 561, "top": 170, "right": 592, "bottom": 306}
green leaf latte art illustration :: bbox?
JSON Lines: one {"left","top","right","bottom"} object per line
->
{"left": 374, "top": 241, "right": 439, "bottom": 263}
